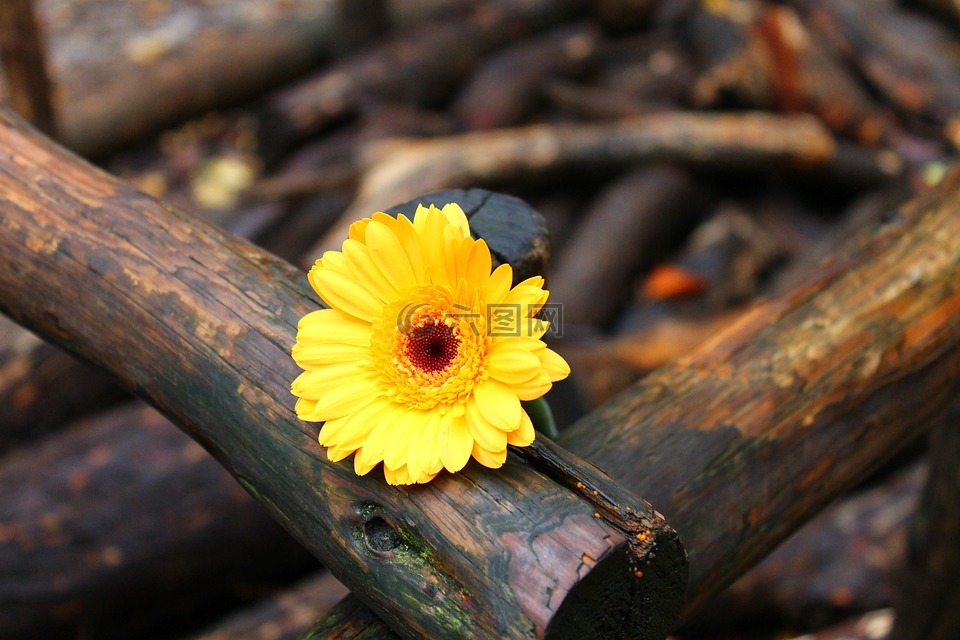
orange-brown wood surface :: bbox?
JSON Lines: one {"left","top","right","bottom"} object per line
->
{"left": 0, "top": 108, "right": 685, "bottom": 640}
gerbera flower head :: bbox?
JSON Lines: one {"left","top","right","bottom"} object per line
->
{"left": 291, "top": 203, "right": 570, "bottom": 485}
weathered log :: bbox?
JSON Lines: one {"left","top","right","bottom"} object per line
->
{"left": 0, "top": 178, "right": 328, "bottom": 452}
{"left": 190, "top": 572, "right": 349, "bottom": 640}
{"left": 0, "top": 315, "right": 125, "bottom": 452}
{"left": 688, "top": 461, "right": 923, "bottom": 634}
{"left": 892, "top": 408, "right": 960, "bottom": 639}
{"left": 547, "top": 165, "right": 706, "bottom": 327}
{"left": 298, "top": 141, "right": 960, "bottom": 640}
{"left": 1, "top": 185, "right": 556, "bottom": 639}
{"left": 688, "top": 1, "right": 887, "bottom": 142}
{"left": 310, "top": 112, "right": 840, "bottom": 259}
{"left": 560, "top": 310, "right": 744, "bottom": 408}
{"left": 452, "top": 23, "right": 602, "bottom": 130}
{"left": 0, "top": 402, "right": 318, "bottom": 640}
{"left": 0, "top": 108, "right": 686, "bottom": 640}
{"left": 1, "top": 0, "right": 475, "bottom": 158}
{"left": 0, "top": 0, "right": 56, "bottom": 137}
{"left": 795, "top": 0, "right": 960, "bottom": 134}
{"left": 563, "top": 164, "right": 960, "bottom": 615}
{"left": 16, "top": 0, "right": 340, "bottom": 157}
{"left": 257, "top": 0, "right": 592, "bottom": 162}
{"left": 303, "top": 593, "right": 396, "bottom": 640}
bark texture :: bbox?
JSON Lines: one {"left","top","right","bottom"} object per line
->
{"left": 0, "top": 108, "right": 685, "bottom": 640}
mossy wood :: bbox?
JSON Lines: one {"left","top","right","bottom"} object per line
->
{"left": 306, "top": 159, "right": 960, "bottom": 636}
{"left": 0, "top": 108, "right": 686, "bottom": 640}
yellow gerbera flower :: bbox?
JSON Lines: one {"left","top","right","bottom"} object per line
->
{"left": 291, "top": 203, "right": 570, "bottom": 485}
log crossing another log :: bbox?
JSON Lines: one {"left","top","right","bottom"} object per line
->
{"left": 0, "top": 107, "right": 686, "bottom": 640}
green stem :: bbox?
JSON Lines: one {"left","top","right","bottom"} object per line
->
{"left": 522, "top": 397, "right": 559, "bottom": 439}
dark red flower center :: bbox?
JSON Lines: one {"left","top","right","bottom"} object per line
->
{"left": 405, "top": 320, "right": 459, "bottom": 373}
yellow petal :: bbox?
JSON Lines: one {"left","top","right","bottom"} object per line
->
{"left": 442, "top": 227, "right": 464, "bottom": 287}
{"left": 473, "top": 379, "right": 522, "bottom": 431}
{"left": 383, "top": 409, "right": 421, "bottom": 470}
{"left": 502, "top": 283, "right": 548, "bottom": 315}
{"left": 415, "top": 471, "right": 439, "bottom": 484}
{"left": 291, "top": 364, "right": 367, "bottom": 398}
{"left": 348, "top": 217, "right": 371, "bottom": 242}
{"left": 316, "top": 250, "right": 347, "bottom": 272}
{"left": 484, "top": 263, "right": 513, "bottom": 303}
{"left": 395, "top": 214, "right": 427, "bottom": 281}
{"left": 441, "top": 414, "right": 474, "bottom": 473}
{"left": 540, "top": 348, "right": 571, "bottom": 381}
{"left": 371, "top": 211, "right": 400, "bottom": 231}
{"left": 324, "top": 399, "right": 390, "bottom": 451}
{"left": 311, "top": 373, "right": 379, "bottom": 419}
{"left": 352, "top": 407, "right": 397, "bottom": 476}
{"left": 366, "top": 219, "right": 416, "bottom": 291}
{"left": 354, "top": 444, "right": 381, "bottom": 476}
{"left": 486, "top": 346, "right": 541, "bottom": 385}
{"left": 412, "top": 412, "right": 443, "bottom": 477}
{"left": 463, "top": 238, "right": 492, "bottom": 290}
{"left": 291, "top": 341, "right": 369, "bottom": 368}
{"left": 384, "top": 465, "right": 412, "bottom": 485}
{"left": 506, "top": 410, "right": 535, "bottom": 447}
{"left": 296, "top": 308, "right": 372, "bottom": 342}
{"left": 326, "top": 443, "right": 354, "bottom": 462}
{"left": 471, "top": 443, "right": 507, "bottom": 469}
{"left": 295, "top": 397, "right": 319, "bottom": 421}
{"left": 342, "top": 239, "right": 397, "bottom": 303}
{"left": 441, "top": 203, "right": 471, "bottom": 237}
{"left": 465, "top": 398, "right": 509, "bottom": 452}
{"left": 513, "top": 370, "right": 553, "bottom": 401}
{"left": 309, "top": 267, "right": 380, "bottom": 322}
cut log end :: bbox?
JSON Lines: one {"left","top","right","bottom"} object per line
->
{"left": 547, "top": 526, "right": 687, "bottom": 640}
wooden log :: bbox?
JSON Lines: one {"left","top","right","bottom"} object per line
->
{"left": 561, "top": 163, "right": 960, "bottom": 616}
{"left": 0, "top": 315, "right": 125, "bottom": 453}
{"left": 0, "top": 185, "right": 554, "bottom": 639}
{"left": 0, "top": 0, "right": 57, "bottom": 137}
{"left": 2, "top": 0, "right": 473, "bottom": 158}
{"left": 305, "top": 148, "right": 960, "bottom": 639}
{"left": 189, "top": 572, "right": 349, "bottom": 640}
{"left": 309, "top": 112, "right": 840, "bottom": 259}
{"left": 257, "top": 0, "right": 592, "bottom": 163}
{"left": 892, "top": 408, "right": 960, "bottom": 639}
{"left": 688, "top": 1, "right": 888, "bottom": 143}
{"left": 303, "top": 594, "right": 397, "bottom": 640}
{"left": 547, "top": 165, "right": 706, "bottom": 327}
{"left": 0, "top": 402, "right": 319, "bottom": 640}
{"left": 687, "top": 461, "right": 924, "bottom": 634}
{"left": 20, "top": 0, "right": 341, "bottom": 157}
{"left": 0, "top": 108, "right": 686, "bottom": 640}
{"left": 560, "top": 310, "right": 744, "bottom": 408}
{"left": 795, "top": 0, "right": 960, "bottom": 135}
{"left": 452, "top": 23, "right": 602, "bottom": 130}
